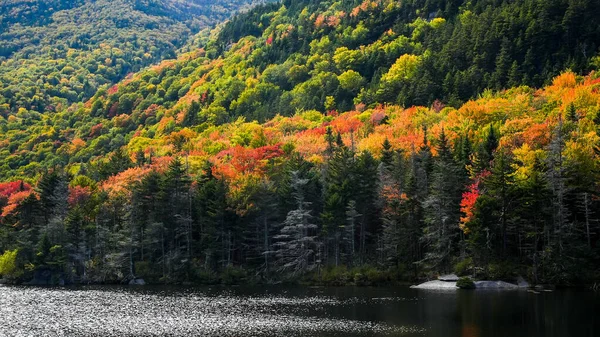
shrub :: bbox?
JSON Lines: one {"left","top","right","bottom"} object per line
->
{"left": 319, "top": 266, "right": 351, "bottom": 286}
{"left": 454, "top": 257, "right": 474, "bottom": 276}
{"left": 362, "top": 266, "right": 390, "bottom": 285}
{"left": 354, "top": 272, "right": 367, "bottom": 286}
{"left": 221, "top": 266, "right": 247, "bottom": 285}
{"left": 487, "top": 262, "right": 515, "bottom": 281}
{"left": 457, "top": 277, "right": 475, "bottom": 289}
{"left": 0, "top": 249, "right": 23, "bottom": 280}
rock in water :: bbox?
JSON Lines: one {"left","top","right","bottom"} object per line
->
{"left": 474, "top": 281, "right": 519, "bottom": 289}
{"left": 516, "top": 276, "right": 530, "bottom": 288}
{"left": 438, "top": 274, "right": 459, "bottom": 282}
{"left": 129, "top": 278, "right": 146, "bottom": 285}
{"left": 411, "top": 280, "right": 458, "bottom": 290}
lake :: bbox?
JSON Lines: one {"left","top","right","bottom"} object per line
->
{"left": 0, "top": 285, "right": 597, "bottom": 336}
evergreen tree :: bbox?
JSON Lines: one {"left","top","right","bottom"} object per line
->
{"left": 274, "top": 172, "right": 318, "bottom": 276}
{"left": 421, "top": 129, "right": 464, "bottom": 272}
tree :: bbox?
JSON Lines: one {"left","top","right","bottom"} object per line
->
{"left": 194, "top": 162, "right": 230, "bottom": 271}
{"left": 473, "top": 125, "right": 499, "bottom": 173}
{"left": 421, "top": 129, "right": 464, "bottom": 271}
{"left": 274, "top": 171, "right": 318, "bottom": 276}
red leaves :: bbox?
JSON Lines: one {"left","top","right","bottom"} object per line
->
{"left": 459, "top": 171, "right": 490, "bottom": 234}
{"left": 107, "top": 85, "right": 119, "bottom": 95}
{"left": 0, "top": 181, "right": 33, "bottom": 219}
{"left": 0, "top": 181, "right": 31, "bottom": 199}
{"left": 266, "top": 35, "right": 274, "bottom": 46}
{"left": 68, "top": 186, "right": 92, "bottom": 207}
{"left": 89, "top": 123, "right": 104, "bottom": 137}
{"left": 370, "top": 110, "right": 387, "bottom": 126}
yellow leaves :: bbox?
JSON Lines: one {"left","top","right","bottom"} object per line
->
{"left": 167, "top": 128, "right": 197, "bottom": 152}
{"left": 309, "top": 36, "right": 331, "bottom": 54}
{"left": 298, "top": 110, "right": 324, "bottom": 123}
{"left": 564, "top": 131, "right": 600, "bottom": 176}
{"left": 358, "top": 132, "right": 387, "bottom": 156}
{"left": 338, "top": 70, "right": 364, "bottom": 93}
{"left": 0, "top": 249, "right": 22, "bottom": 279}
{"left": 511, "top": 143, "right": 546, "bottom": 183}
{"left": 381, "top": 54, "right": 421, "bottom": 83}
{"left": 430, "top": 18, "right": 446, "bottom": 29}
{"left": 333, "top": 47, "right": 363, "bottom": 71}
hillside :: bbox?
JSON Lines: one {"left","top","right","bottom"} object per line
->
{"left": 0, "top": 0, "right": 261, "bottom": 115}
{"left": 1, "top": 69, "right": 599, "bottom": 284}
{"left": 0, "top": 0, "right": 599, "bottom": 285}
{"left": 85, "top": 0, "right": 600, "bottom": 124}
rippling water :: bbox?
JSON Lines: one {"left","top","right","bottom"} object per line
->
{"left": 0, "top": 285, "right": 597, "bottom": 337}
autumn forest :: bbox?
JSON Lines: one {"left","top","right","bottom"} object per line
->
{"left": 0, "top": 0, "right": 599, "bottom": 287}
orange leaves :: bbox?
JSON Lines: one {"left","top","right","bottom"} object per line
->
{"left": 314, "top": 12, "right": 343, "bottom": 29}
{"left": 107, "top": 84, "right": 119, "bottom": 95}
{"left": 101, "top": 167, "right": 152, "bottom": 198}
{"left": 314, "top": 15, "right": 326, "bottom": 28}
{"left": 380, "top": 183, "right": 408, "bottom": 213}
{"left": 329, "top": 111, "right": 362, "bottom": 134}
{"left": 167, "top": 128, "right": 197, "bottom": 152}
{"left": 552, "top": 71, "right": 577, "bottom": 89}
{"left": 1, "top": 181, "right": 33, "bottom": 220}
{"left": 71, "top": 138, "right": 86, "bottom": 149}
{"left": 212, "top": 145, "right": 283, "bottom": 181}
{"left": 1, "top": 190, "right": 37, "bottom": 219}
{"left": 351, "top": 0, "right": 379, "bottom": 17}
{"left": 459, "top": 187, "right": 478, "bottom": 234}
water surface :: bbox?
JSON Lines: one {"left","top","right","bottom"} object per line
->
{"left": 0, "top": 285, "right": 597, "bottom": 336}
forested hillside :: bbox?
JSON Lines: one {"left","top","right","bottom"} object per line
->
{"left": 0, "top": 0, "right": 261, "bottom": 115}
{"left": 0, "top": 0, "right": 599, "bottom": 285}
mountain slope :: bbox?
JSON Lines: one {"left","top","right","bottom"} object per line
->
{"left": 1, "top": 71, "right": 599, "bottom": 284}
{"left": 70, "top": 0, "right": 600, "bottom": 128}
{"left": 0, "top": 0, "right": 261, "bottom": 115}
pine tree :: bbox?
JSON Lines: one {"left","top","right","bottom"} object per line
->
{"left": 473, "top": 124, "right": 499, "bottom": 173}
{"left": 421, "top": 129, "right": 464, "bottom": 272}
{"left": 381, "top": 138, "right": 394, "bottom": 169}
{"left": 161, "top": 157, "right": 193, "bottom": 278}
{"left": 354, "top": 150, "right": 380, "bottom": 263}
{"left": 322, "top": 145, "right": 354, "bottom": 266}
{"left": 343, "top": 200, "right": 360, "bottom": 265}
{"left": 547, "top": 117, "right": 570, "bottom": 255}
{"left": 194, "top": 161, "right": 230, "bottom": 271}
{"left": 274, "top": 172, "right": 318, "bottom": 276}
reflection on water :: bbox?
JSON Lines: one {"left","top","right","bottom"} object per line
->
{"left": 0, "top": 285, "right": 597, "bottom": 337}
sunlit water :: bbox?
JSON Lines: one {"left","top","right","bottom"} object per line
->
{"left": 0, "top": 285, "right": 597, "bottom": 336}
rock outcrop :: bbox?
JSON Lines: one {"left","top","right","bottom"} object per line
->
{"left": 410, "top": 280, "right": 458, "bottom": 290}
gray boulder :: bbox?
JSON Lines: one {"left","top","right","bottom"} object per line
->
{"left": 474, "top": 280, "right": 519, "bottom": 289}
{"left": 129, "top": 278, "right": 146, "bottom": 285}
{"left": 411, "top": 280, "right": 458, "bottom": 290}
{"left": 516, "top": 276, "right": 530, "bottom": 288}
